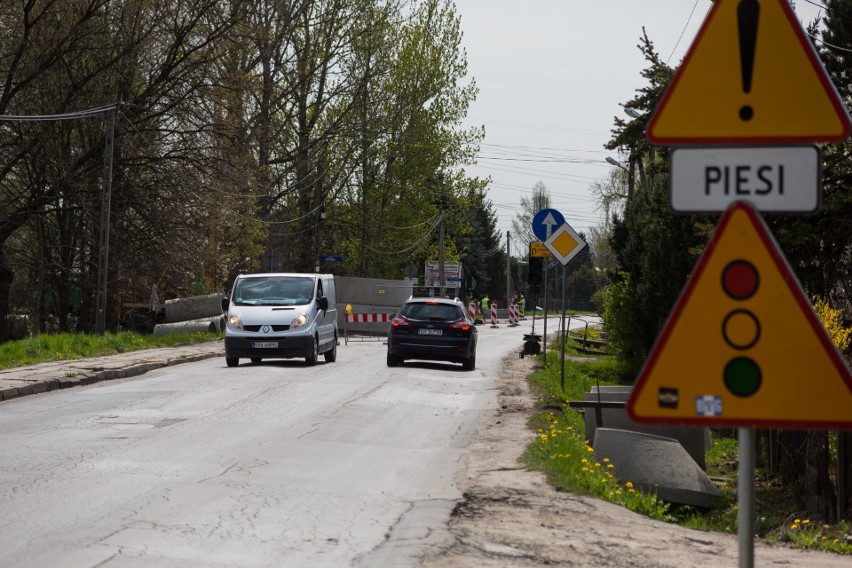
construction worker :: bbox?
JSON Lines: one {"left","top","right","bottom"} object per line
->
{"left": 519, "top": 294, "right": 526, "bottom": 315}
{"left": 480, "top": 294, "right": 489, "bottom": 312}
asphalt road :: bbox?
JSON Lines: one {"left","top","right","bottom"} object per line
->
{"left": 0, "top": 315, "right": 592, "bottom": 567}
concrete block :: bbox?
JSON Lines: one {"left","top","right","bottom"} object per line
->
{"left": 593, "top": 428, "right": 721, "bottom": 508}
{"left": 584, "top": 386, "right": 710, "bottom": 469}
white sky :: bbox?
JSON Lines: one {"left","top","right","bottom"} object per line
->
{"left": 453, "top": 0, "right": 826, "bottom": 255}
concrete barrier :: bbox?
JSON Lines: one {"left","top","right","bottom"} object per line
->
{"left": 153, "top": 315, "right": 225, "bottom": 336}
{"left": 335, "top": 277, "right": 413, "bottom": 335}
{"left": 583, "top": 386, "right": 710, "bottom": 469}
{"left": 593, "top": 428, "right": 721, "bottom": 508}
{"left": 164, "top": 294, "right": 224, "bottom": 323}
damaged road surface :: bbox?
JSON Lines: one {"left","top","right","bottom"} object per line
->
{"left": 0, "top": 321, "right": 542, "bottom": 568}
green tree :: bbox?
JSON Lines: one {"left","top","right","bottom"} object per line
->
{"left": 608, "top": 175, "right": 710, "bottom": 368}
{"left": 603, "top": 32, "right": 712, "bottom": 370}
{"left": 511, "top": 180, "right": 551, "bottom": 251}
{"left": 765, "top": 1, "right": 851, "bottom": 301}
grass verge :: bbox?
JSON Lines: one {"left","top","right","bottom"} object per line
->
{"left": 521, "top": 339, "right": 852, "bottom": 555}
{"left": 0, "top": 331, "right": 221, "bottom": 370}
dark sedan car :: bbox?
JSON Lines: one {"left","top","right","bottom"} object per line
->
{"left": 386, "top": 297, "right": 478, "bottom": 370}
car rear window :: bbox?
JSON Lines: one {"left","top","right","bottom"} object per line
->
{"left": 401, "top": 303, "right": 463, "bottom": 321}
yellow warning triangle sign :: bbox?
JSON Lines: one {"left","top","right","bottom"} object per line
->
{"left": 627, "top": 201, "right": 852, "bottom": 429}
{"left": 647, "top": 0, "right": 852, "bottom": 144}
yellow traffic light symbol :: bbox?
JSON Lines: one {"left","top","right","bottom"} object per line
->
{"left": 628, "top": 201, "right": 852, "bottom": 429}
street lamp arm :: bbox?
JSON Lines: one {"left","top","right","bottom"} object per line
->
{"left": 605, "top": 156, "right": 629, "bottom": 172}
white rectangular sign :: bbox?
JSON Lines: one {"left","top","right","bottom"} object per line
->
{"left": 670, "top": 146, "right": 820, "bottom": 213}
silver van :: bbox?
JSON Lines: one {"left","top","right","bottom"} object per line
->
{"left": 222, "top": 273, "right": 338, "bottom": 367}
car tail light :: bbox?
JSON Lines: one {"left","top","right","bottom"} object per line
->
{"left": 391, "top": 316, "right": 411, "bottom": 327}
{"left": 450, "top": 321, "right": 470, "bottom": 331}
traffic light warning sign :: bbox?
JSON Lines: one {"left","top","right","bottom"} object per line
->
{"left": 627, "top": 201, "right": 852, "bottom": 430}
{"left": 646, "top": 0, "right": 851, "bottom": 144}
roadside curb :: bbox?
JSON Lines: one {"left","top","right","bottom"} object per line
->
{"left": 0, "top": 342, "right": 223, "bottom": 402}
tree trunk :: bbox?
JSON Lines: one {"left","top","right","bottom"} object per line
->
{"left": 0, "top": 249, "right": 14, "bottom": 343}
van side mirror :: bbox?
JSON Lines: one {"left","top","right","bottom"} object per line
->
{"left": 221, "top": 297, "right": 229, "bottom": 311}
{"left": 317, "top": 296, "right": 329, "bottom": 311}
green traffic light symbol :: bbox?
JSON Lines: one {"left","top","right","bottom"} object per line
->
{"left": 721, "top": 260, "right": 761, "bottom": 397}
{"left": 724, "top": 356, "right": 762, "bottom": 397}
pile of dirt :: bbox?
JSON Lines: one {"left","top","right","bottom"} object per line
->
{"left": 421, "top": 354, "right": 850, "bottom": 567}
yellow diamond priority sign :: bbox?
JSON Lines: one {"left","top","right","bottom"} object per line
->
{"left": 543, "top": 223, "right": 585, "bottom": 266}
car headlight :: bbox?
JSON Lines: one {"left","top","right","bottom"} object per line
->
{"left": 228, "top": 313, "right": 243, "bottom": 330}
{"left": 291, "top": 313, "right": 309, "bottom": 329}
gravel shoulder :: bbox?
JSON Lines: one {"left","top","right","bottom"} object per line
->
{"left": 420, "top": 353, "right": 850, "bottom": 568}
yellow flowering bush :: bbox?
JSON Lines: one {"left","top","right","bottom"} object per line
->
{"left": 812, "top": 295, "right": 851, "bottom": 352}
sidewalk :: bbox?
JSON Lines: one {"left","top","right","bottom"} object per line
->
{"left": 0, "top": 340, "right": 224, "bottom": 402}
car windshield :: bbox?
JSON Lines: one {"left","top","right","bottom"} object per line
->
{"left": 401, "top": 302, "right": 463, "bottom": 321}
{"left": 232, "top": 276, "right": 314, "bottom": 306}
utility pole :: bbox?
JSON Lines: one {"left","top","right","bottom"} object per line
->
{"left": 506, "top": 231, "right": 511, "bottom": 307}
{"left": 95, "top": 107, "right": 116, "bottom": 335}
{"left": 315, "top": 204, "right": 325, "bottom": 273}
{"left": 438, "top": 173, "right": 445, "bottom": 297}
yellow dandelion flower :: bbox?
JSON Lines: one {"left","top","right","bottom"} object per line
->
{"left": 802, "top": 519, "right": 810, "bottom": 525}
{"left": 602, "top": 458, "right": 609, "bottom": 462}
{"left": 790, "top": 524, "right": 799, "bottom": 530}
{"left": 607, "top": 464, "right": 615, "bottom": 469}
{"left": 594, "top": 463, "right": 601, "bottom": 468}
{"left": 794, "top": 519, "right": 801, "bottom": 524}
{"left": 625, "top": 481, "right": 634, "bottom": 489}
{"left": 586, "top": 446, "right": 594, "bottom": 452}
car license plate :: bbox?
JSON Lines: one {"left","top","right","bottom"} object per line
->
{"left": 418, "top": 328, "right": 442, "bottom": 336}
{"left": 252, "top": 341, "right": 279, "bottom": 348}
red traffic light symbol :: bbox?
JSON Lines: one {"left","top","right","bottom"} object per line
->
{"left": 722, "top": 260, "right": 759, "bottom": 300}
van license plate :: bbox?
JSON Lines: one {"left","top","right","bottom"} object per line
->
{"left": 252, "top": 341, "right": 279, "bottom": 348}
{"left": 418, "top": 328, "right": 442, "bottom": 336}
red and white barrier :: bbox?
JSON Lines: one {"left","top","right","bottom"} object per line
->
{"left": 469, "top": 302, "right": 476, "bottom": 322}
{"left": 509, "top": 304, "right": 520, "bottom": 326}
{"left": 345, "top": 313, "right": 392, "bottom": 323}
{"left": 490, "top": 303, "right": 498, "bottom": 327}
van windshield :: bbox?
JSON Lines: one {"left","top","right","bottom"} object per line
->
{"left": 232, "top": 276, "right": 315, "bottom": 306}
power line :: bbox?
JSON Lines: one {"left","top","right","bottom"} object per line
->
{"left": 0, "top": 104, "right": 118, "bottom": 121}
{"left": 666, "top": 0, "right": 702, "bottom": 65}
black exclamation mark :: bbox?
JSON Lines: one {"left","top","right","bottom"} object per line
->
{"left": 738, "top": 0, "right": 760, "bottom": 121}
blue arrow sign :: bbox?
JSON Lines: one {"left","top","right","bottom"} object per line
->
{"left": 531, "top": 208, "right": 565, "bottom": 241}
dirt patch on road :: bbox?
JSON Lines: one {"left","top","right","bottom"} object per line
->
{"left": 421, "top": 354, "right": 849, "bottom": 567}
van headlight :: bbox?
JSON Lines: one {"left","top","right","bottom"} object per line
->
{"left": 291, "top": 313, "right": 309, "bottom": 329}
{"left": 228, "top": 313, "right": 243, "bottom": 330}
